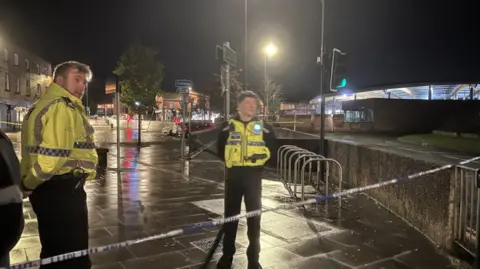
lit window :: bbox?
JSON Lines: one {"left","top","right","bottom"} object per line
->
{"left": 4, "top": 73, "right": 9, "bottom": 91}
{"left": 15, "top": 77, "right": 20, "bottom": 93}
{"left": 36, "top": 64, "right": 40, "bottom": 75}
{"left": 3, "top": 49, "right": 7, "bottom": 61}
{"left": 26, "top": 80, "right": 31, "bottom": 96}
{"left": 13, "top": 54, "right": 18, "bottom": 65}
{"left": 25, "top": 59, "right": 30, "bottom": 70}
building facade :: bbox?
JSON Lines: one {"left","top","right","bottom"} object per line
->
{"left": 0, "top": 36, "right": 52, "bottom": 130}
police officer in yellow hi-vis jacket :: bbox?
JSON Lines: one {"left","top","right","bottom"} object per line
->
{"left": 21, "top": 61, "right": 98, "bottom": 269}
{"left": 216, "top": 91, "right": 276, "bottom": 269}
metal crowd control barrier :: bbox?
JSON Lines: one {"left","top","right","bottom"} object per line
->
{"left": 453, "top": 165, "right": 480, "bottom": 257}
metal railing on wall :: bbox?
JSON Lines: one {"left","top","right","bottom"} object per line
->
{"left": 453, "top": 165, "right": 479, "bottom": 257}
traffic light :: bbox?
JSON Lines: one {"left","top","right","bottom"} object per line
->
{"left": 330, "top": 49, "right": 348, "bottom": 92}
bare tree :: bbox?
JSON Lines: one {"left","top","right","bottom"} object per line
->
{"left": 208, "top": 68, "right": 246, "bottom": 114}
{"left": 255, "top": 76, "right": 285, "bottom": 116}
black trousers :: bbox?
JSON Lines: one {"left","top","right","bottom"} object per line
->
{"left": 29, "top": 174, "right": 90, "bottom": 269}
{"left": 222, "top": 167, "right": 262, "bottom": 262}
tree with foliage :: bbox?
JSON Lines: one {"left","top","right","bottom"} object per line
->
{"left": 113, "top": 43, "right": 164, "bottom": 113}
{"left": 254, "top": 76, "right": 284, "bottom": 116}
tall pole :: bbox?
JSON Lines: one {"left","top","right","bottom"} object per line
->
{"left": 244, "top": 0, "right": 248, "bottom": 90}
{"left": 137, "top": 109, "right": 141, "bottom": 146}
{"left": 225, "top": 64, "right": 231, "bottom": 119}
{"left": 318, "top": 0, "right": 327, "bottom": 188}
{"left": 115, "top": 76, "right": 121, "bottom": 171}
{"left": 319, "top": 0, "right": 326, "bottom": 156}
{"left": 264, "top": 53, "right": 268, "bottom": 120}
{"left": 181, "top": 94, "right": 187, "bottom": 159}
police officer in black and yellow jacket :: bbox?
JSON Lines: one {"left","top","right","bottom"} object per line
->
{"left": 20, "top": 61, "right": 98, "bottom": 269}
{"left": 216, "top": 91, "right": 276, "bottom": 269}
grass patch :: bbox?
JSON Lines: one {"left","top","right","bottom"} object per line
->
{"left": 398, "top": 133, "right": 480, "bottom": 153}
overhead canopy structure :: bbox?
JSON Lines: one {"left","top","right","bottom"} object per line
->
{"left": 310, "top": 84, "right": 479, "bottom": 114}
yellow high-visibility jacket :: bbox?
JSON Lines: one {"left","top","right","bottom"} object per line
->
{"left": 21, "top": 83, "right": 98, "bottom": 190}
{"left": 223, "top": 119, "right": 271, "bottom": 168}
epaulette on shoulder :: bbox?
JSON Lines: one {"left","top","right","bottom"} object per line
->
{"left": 61, "top": 97, "right": 75, "bottom": 109}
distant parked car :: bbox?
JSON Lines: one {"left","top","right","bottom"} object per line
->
{"left": 164, "top": 121, "right": 215, "bottom": 138}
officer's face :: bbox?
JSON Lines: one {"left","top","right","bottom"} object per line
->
{"left": 238, "top": 97, "right": 257, "bottom": 117}
{"left": 62, "top": 68, "right": 88, "bottom": 99}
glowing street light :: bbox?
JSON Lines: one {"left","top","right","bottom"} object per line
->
{"left": 264, "top": 43, "right": 277, "bottom": 57}
{"left": 263, "top": 43, "right": 277, "bottom": 120}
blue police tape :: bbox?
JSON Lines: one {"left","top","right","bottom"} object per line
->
{"left": 4, "top": 155, "right": 480, "bottom": 269}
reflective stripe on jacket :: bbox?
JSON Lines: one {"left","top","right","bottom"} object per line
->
{"left": 224, "top": 119, "right": 270, "bottom": 168}
{"left": 20, "top": 83, "right": 98, "bottom": 190}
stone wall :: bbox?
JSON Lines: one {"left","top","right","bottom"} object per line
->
{"left": 326, "top": 140, "right": 454, "bottom": 250}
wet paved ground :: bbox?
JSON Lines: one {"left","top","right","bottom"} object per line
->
{"left": 6, "top": 121, "right": 467, "bottom": 268}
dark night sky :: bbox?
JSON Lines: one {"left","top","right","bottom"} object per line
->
{"left": 0, "top": 0, "right": 478, "bottom": 103}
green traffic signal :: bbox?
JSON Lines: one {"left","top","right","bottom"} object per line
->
{"left": 336, "top": 78, "right": 347, "bottom": 88}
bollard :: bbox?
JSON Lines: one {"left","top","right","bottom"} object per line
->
{"left": 96, "top": 148, "right": 109, "bottom": 167}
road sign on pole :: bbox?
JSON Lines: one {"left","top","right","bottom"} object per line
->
{"left": 175, "top": 79, "right": 193, "bottom": 89}
{"left": 177, "top": 88, "right": 190, "bottom": 94}
{"left": 223, "top": 42, "right": 237, "bottom": 67}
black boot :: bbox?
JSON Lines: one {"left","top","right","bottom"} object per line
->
{"left": 216, "top": 256, "right": 233, "bottom": 269}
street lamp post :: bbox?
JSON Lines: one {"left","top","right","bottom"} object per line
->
{"left": 318, "top": 0, "right": 327, "bottom": 183}
{"left": 263, "top": 43, "right": 277, "bottom": 121}
{"left": 135, "top": 101, "right": 141, "bottom": 146}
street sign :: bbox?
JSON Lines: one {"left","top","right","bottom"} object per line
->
{"left": 175, "top": 79, "right": 193, "bottom": 89}
{"left": 223, "top": 43, "right": 237, "bottom": 67}
{"left": 216, "top": 43, "right": 237, "bottom": 67}
{"left": 177, "top": 87, "right": 190, "bottom": 94}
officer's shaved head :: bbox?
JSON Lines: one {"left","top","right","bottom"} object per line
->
{"left": 53, "top": 61, "right": 92, "bottom": 99}
{"left": 237, "top": 91, "right": 259, "bottom": 118}
{"left": 237, "top": 91, "right": 259, "bottom": 103}
{"left": 53, "top": 61, "right": 93, "bottom": 83}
